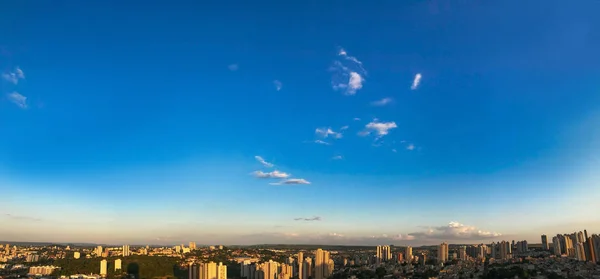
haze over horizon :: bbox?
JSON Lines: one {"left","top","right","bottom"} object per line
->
{"left": 1, "top": 1, "right": 600, "bottom": 246}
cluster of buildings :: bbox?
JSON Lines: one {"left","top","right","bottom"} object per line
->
{"left": 27, "top": 265, "right": 60, "bottom": 275}
{"left": 188, "top": 261, "right": 227, "bottom": 279}
{"left": 550, "top": 231, "right": 600, "bottom": 262}
{"left": 239, "top": 249, "right": 333, "bottom": 279}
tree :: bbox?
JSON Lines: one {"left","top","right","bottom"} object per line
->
{"left": 375, "top": 267, "right": 386, "bottom": 279}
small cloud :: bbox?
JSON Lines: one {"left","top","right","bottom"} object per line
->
{"left": 254, "top": 156, "right": 274, "bottom": 168}
{"left": 270, "top": 178, "right": 311, "bottom": 185}
{"left": 7, "top": 92, "right": 27, "bottom": 109}
{"left": 340, "top": 125, "right": 349, "bottom": 130}
{"left": 411, "top": 73, "right": 422, "bottom": 90}
{"left": 406, "top": 144, "right": 415, "bottom": 151}
{"left": 228, "top": 64, "right": 239, "bottom": 71}
{"left": 331, "top": 47, "right": 367, "bottom": 95}
{"left": 371, "top": 97, "right": 393, "bottom": 106}
{"left": 314, "top": 140, "right": 331, "bottom": 145}
{"left": 392, "top": 149, "right": 397, "bottom": 153}
{"left": 347, "top": 72, "right": 363, "bottom": 95}
{"left": 360, "top": 120, "right": 398, "bottom": 137}
{"left": 253, "top": 170, "right": 290, "bottom": 179}
{"left": 273, "top": 80, "right": 282, "bottom": 91}
{"left": 353, "top": 117, "right": 361, "bottom": 121}
{"left": 294, "top": 216, "right": 322, "bottom": 221}
{"left": 315, "top": 127, "right": 343, "bottom": 139}
{"left": 2, "top": 67, "right": 24, "bottom": 84}
{"left": 332, "top": 155, "right": 343, "bottom": 160}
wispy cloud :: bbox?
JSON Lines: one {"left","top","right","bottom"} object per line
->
{"left": 254, "top": 156, "right": 274, "bottom": 168}
{"left": 273, "top": 80, "right": 282, "bottom": 91}
{"left": 392, "top": 149, "right": 397, "bottom": 153}
{"left": 2, "top": 67, "right": 24, "bottom": 85}
{"left": 332, "top": 155, "right": 343, "bottom": 160}
{"left": 252, "top": 170, "right": 290, "bottom": 179}
{"left": 7, "top": 92, "right": 27, "bottom": 109}
{"left": 360, "top": 120, "right": 398, "bottom": 137}
{"left": 228, "top": 64, "right": 239, "bottom": 71}
{"left": 315, "top": 127, "right": 343, "bottom": 139}
{"left": 411, "top": 73, "right": 422, "bottom": 90}
{"left": 406, "top": 221, "right": 502, "bottom": 240}
{"left": 314, "top": 140, "right": 331, "bottom": 145}
{"left": 4, "top": 213, "right": 41, "bottom": 222}
{"left": 371, "top": 97, "right": 393, "bottom": 106}
{"left": 353, "top": 117, "right": 361, "bottom": 121}
{"left": 294, "top": 216, "right": 322, "bottom": 221}
{"left": 406, "top": 144, "right": 415, "bottom": 151}
{"left": 340, "top": 125, "right": 349, "bottom": 130}
{"left": 270, "top": 178, "right": 311, "bottom": 185}
{"left": 331, "top": 48, "right": 367, "bottom": 95}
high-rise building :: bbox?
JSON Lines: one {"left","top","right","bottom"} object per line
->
{"left": 458, "top": 246, "right": 467, "bottom": 260}
{"left": 100, "top": 259, "right": 107, "bottom": 276}
{"left": 217, "top": 262, "right": 227, "bottom": 279}
{"left": 586, "top": 237, "right": 597, "bottom": 263}
{"left": 405, "top": 246, "right": 413, "bottom": 262}
{"left": 553, "top": 236, "right": 562, "bottom": 256}
{"left": 575, "top": 243, "right": 586, "bottom": 261}
{"left": 375, "top": 245, "right": 391, "bottom": 263}
{"left": 437, "top": 242, "right": 448, "bottom": 263}
{"left": 115, "top": 259, "right": 122, "bottom": 271}
{"left": 302, "top": 257, "right": 312, "bottom": 279}
{"left": 189, "top": 242, "right": 197, "bottom": 250}
{"left": 96, "top": 246, "right": 103, "bottom": 257}
{"left": 577, "top": 232, "right": 585, "bottom": 244}
{"left": 190, "top": 263, "right": 199, "bottom": 279}
{"left": 200, "top": 262, "right": 218, "bottom": 279}
{"left": 541, "top": 235, "right": 549, "bottom": 250}
{"left": 123, "top": 245, "right": 130, "bottom": 257}
{"left": 297, "top": 252, "right": 304, "bottom": 279}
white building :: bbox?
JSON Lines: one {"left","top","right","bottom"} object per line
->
{"left": 100, "top": 259, "right": 107, "bottom": 276}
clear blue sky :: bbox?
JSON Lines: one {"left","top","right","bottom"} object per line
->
{"left": 1, "top": 1, "right": 599, "bottom": 246}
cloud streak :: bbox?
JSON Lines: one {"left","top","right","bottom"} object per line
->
{"left": 228, "top": 64, "right": 239, "bottom": 71}
{"left": 371, "top": 97, "right": 393, "bottom": 106}
{"left": 4, "top": 214, "right": 42, "bottom": 222}
{"left": 7, "top": 92, "right": 27, "bottom": 109}
{"left": 252, "top": 170, "right": 290, "bottom": 179}
{"left": 254, "top": 156, "right": 274, "bottom": 168}
{"left": 294, "top": 216, "right": 322, "bottom": 221}
{"left": 411, "top": 73, "right": 422, "bottom": 90}
{"left": 270, "top": 178, "right": 311, "bottom": 185}
{"left": 332, "top": 155, "right": 343, "bottom": 160}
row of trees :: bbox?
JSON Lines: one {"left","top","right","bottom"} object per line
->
{"left": 52, "top": 255, "right": 184, "bottom": 279}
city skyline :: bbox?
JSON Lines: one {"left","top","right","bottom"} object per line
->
{"left": 2, "top": 1, "right": 600, "bottom": 246}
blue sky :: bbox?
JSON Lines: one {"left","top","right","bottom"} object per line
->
{"left": 1, "top": 1, "right": 600, "bottom": 246}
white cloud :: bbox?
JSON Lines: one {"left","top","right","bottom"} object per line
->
{"left": 331, "top": 47, "right": 367, "bottom": 95}
{"left": 361, "top": 120, "right": 398, "bottom": 137}
{"left": 406, "top": 144, "right": 415, "bottom": 151}
{"left": 228, "top": 64, "right": 239, "bottom": 71}
{"left": 315, "top": 127, "right": 342, "bottom": 139}
{"left": 7, "top": 92, "right": 27, "bottom": 109}
{"left": 332, "top": 155, "right": 343, "bottom": 160}
{"left": 2, "top": 67, "right": 25, "bottom": 85}
{"left": 392, "top": 149, "right": 397, "bottom": 153}
{"left": 407, "top": 221, "right": 502, "bottom": 240}
{"left": 254, "top": 156, "right": 274, "bottom": 168}
{"left": 347, "top": 72, "right": 363, "bottom": 95}
{"left": 353, "top": 117, "right": 361, "bottom": 121}
{"left": 273, "top": 80, "right": 282, "bottom": 91}
{"left": 411, "top": 73, "right": 422, "bottom": 90}
{"left": 252, "top": 170, "right": 290, "bottom": 179}
{"left": 371, "top": 97, "right": 393, "bottom": 106}
{"left": 314, "top": 140, "right": 331, "bottom": 145}
{"left": 340, "top": 125, "right": 349, "bottom": 131}
{"left": 270, "top": 178, "right": 311, "bottom": 185}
